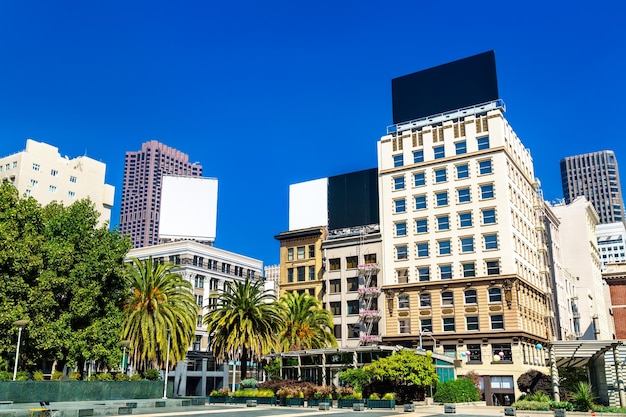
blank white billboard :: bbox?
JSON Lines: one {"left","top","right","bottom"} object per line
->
{"left": 289, "top": 178, "right": 327, "bottom": 231}
{"left": 159, "top": 176, "right": 218, "bottom": 241}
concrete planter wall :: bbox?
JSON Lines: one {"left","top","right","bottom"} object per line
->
{"left": 0, "top": 381, "right": 166, "bottom": 403}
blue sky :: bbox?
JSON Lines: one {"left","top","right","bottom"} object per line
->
{"left": 1, "top": 0, "right": 624, "bottom": 266}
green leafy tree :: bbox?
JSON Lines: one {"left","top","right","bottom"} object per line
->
{"left": 339, "top": 367, "right": 370, "bottom": 392}
{"left": 203, "top": 277, "right": 283, "bottom": 379}
{"left": 278, "top": 292, "right": 337, "bottom": 351}
{"left": 0, "top": 182, "right": 131, "bottom": 373}
{"left": 433, "top": 378, "right": 480, "bottom": 403}
{"left": 122, "top": 257, "right": 197, "bottom": 371}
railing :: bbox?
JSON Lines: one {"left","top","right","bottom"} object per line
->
{"left": 358, "top": 309, "right": 381, "bottom": 320}
{"left": 358, "top": 287, "right": 381, "bottom": 296}
{"left": 359, "top": 335, "right": 382, "bottom": 343}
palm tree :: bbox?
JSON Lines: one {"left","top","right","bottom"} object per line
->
{"left": 278, "top": 292, "right": 337, "bottom": 351}
{"left": 203, "top": 277, "right": 283, "bottom": 379}
{"left": 122, "top": 257, "right": 198, "bottom": 372}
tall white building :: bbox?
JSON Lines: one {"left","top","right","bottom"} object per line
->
{"left": 0, "top": 139, "right": 114, "bottom": 226}
{"left": 597, "top": 222, "right": 626, "bottom": 269}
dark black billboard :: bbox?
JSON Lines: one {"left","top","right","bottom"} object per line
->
{"left": 328, "top": 168, "right": 379, "bottom": 230}
{"left": 391, "top": 50, "right": 499, "bottom": 125}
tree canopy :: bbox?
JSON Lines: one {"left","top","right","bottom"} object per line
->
{"left": 278, "top": 292, "right": 337, "bottom": 351}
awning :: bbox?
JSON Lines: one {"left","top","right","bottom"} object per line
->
{"left": 549, "top": 340, "right": 623, "bottom": 367}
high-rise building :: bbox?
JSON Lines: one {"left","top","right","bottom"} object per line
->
{"left": 597, "top": 222, "right": 626, "bottom": 269}
{"left": 119, "top": 140, "right": 202, "bottom": 248}
{"left": 0, "top": 139, "right": 114, "bottom": 226}
{"left": 560, "top": 150, "right": 625, "bottom": 224}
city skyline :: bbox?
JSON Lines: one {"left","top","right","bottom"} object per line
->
{"left": 1, "top": 0, "right": 624, "bottom": 265}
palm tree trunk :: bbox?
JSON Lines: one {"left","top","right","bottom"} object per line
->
{"left": 240, "top": 348, "right": 249, "bottom": 380}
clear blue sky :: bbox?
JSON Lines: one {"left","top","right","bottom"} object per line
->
{"left": 1, "top": 0, "right": 624, "bottom": 266}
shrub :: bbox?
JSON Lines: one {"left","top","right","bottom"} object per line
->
{"left": 433, "top": 378, "right": 480, "bottom": 403}
{"left": 68, "top": 371, "right": 81, "bottom": 380}
{"left": 33, "top": 371, "right": 45, "bottom": 381}
{"left": 512, "top": 400, "right": 550, "bottom": 411}
{"left": 96, "top": 372, "right": 113, "bottom": 381}
{"left": 517, "top": 369, "right": 551, "bottom": 396}
{"left": 51, "top": 371, "right": 63, "bottom": 380}
{"left": 382, "top": 392, "right": 395, "bottom": 400}
{"left": 129, "top": 373, "right": 142, "bottom": 381}
{"left": 570, "top": 381, "right": 595, "bottom": 411}
{"left": 277, "top": 386, "right": 303, "bottom": 399}
{"left": 369, "top": 393, "right": 380, "bottom": 400}
{"left": 527, "top": 391, "right": 550, "bottom": 402}
{"left": 592, "top": 404, "right": 626, "bottom": 413}
{"left": 0, "top": 371, "right": 11, "bottom": 381}
{"left": 550, "top": 401, "right": 574, "bottom": 411}
{"left": 15, "top": 371, "right": 29, "bottom": 381}
{"left": 143, "top": 369, "right": 161, "bottom": 381}
{"left": 115, "top": 373, "right": 129, "bottom": 381}
{"left": 209, "top": 387, "right": 230, "bottom": 397}
{"left": 240, "top": 378, "right": 258, "bottom": 389}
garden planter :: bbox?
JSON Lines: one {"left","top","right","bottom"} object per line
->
{"left": 307, "top": 399, "right": 332, "bottom": 407}
{"left": 284, "top": 398, "right": 304, "bottom": 407}
{"left": 337, "top": 399, "right": 364, "bottom": 408}
{"left": 207, "top": 396, "right": 227, "bottom": 404}
{"left": 367, "top": 399, "right": 396, "bottom": 409}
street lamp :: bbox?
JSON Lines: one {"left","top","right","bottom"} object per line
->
{"left": 419, "top": 330, "right": 437, "bottom": 353}
{"left": 120, "top": 340, "right": 131, "bottom": 373}
{"left": 163, "top": 329, "right": 171, "bottom": 400}
{"left": 13, "top": 319, "right": 29, "bottom": 381}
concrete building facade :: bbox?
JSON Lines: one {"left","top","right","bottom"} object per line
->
{"left": 597, "top": 222, "right": 626, "bottom": 269}
{"left": 0, "top": 139, "right": 114, "bottom": 226}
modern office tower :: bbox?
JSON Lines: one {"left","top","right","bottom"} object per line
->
{"left": 126, "top": 240, "right": 263, "bottom": 396}
{"left": 597, "top": 222, "right": 626, "bottom": 269}
{"left": 378, "top": 51, "right": 551, "bottom": 405}
{"left": 0, "top": 139, "right": 114, "bottom": 226}
{"left": 120, "top": 140, "right": 202, "bottom": 248}
{"left": 560, "top": 150, "right": 625, "bottom": 225}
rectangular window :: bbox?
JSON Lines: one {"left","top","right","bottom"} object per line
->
{"left": 398, "top": 294, "right": 410, "bottom": 309}
{"left": 418, "top": 267, "right": 430, "bottom": 281}
{"left": 30, "top": 179, "right": 38, "bottom": 187}
{"left": 330, "top": 302, "right": 341, "bottom": 316}
{"left": 463, "top": 262, "right": 476, "bottom": 278}
{"left": 456, "top": 163, "right": 469, "bottom": 179}
{"left": 309, "top": 245, "right": 315, "bottom": 258}
{"left": 333, "top": 324, "right": 341, "bottom": 338}
{"left": 438, "top": 240, "right": 451, "bottom": 255}
{"left": 492, "top": 344, "right": 512, "bottom": 362}
{"left": 287, "top": 248, "right": 294, "bottom": 261}
{"left": 436, "top": 191, "right": 448, "bottom": 207}
{"left": 484, "top": 234, "right": 498, "bottom": 250}
{"left": 466, "top": 316, "right": 479, "bottom": 331}
{"left": 434, "top": 145, "right": 445, "bottom": 159}
{"left": 297, "top": 266, "right": 305, "bottom": 281}
{"left": 441, "top": 291, "right": 454, "bottom": 306}
{"left": 395, "top": 199, "right": 406, "bottom": 213}
{"left": 464, "top": 289, "right": 477, "bottom": 304}
{"left": 419, "top": 293, "right": 431, "bottom": 307}
{"left": 467, "top": 344, "right": 482, "bottom": 362}
{"left": 491, "top": 314, "right": 504, "bottom": 330}
{"left": 399, "top": 319, "right": 411, "bottom": 334}
{"left": 420, "top": 318, "right": 433, "bottom": 333}
{"left": 70, "top": 176, "right": 77, "bottom": 183}
{"left": 347, "top": 300, "right": 359, "bottom": 315}
{"left": 32, "top": 163, "right": 40, "bottom": 171}
{"left": 347, "top": 277, "right": 359, "bottom": 291}
{"left": 461, "top": 237, "right": 474, "bottom": 253}
{"left": 491, "top": 376, "right": 515, "bottom": 388}
{"left": 443, "top": 317, "right": 455, "bottom": 332}
{"left": 49, "top": 185, "right": 57, "bottom": 192}
{"left": 414, "top": 172, "right": 425, "bottom": 186}
{"left": 416, "top": 218, "right": 428, "bottom": 233}
{"left": 397, "top": 269, "right": 408, "bottom": 284}
{"left": 309, "top": 265, "right": 315, "bottom": 280}
{"left": 437, "top": 215, "right": 449, "bottom": 231}
{"left": 395, "top": 221, "right": 407, "bottom": 236}
{"left": 417, "top": 242, "right": 429, "bottom": 257}
{"left": 479, "top": 159, "right": 493, "bottom": 175}
{"left": 195, "top": 295, "right": 203, "bottom": 307}
{"left": 396, "top": 245, "right": 408, "bottom": 260}
{"left": 415, "top": 195, "right": 427, "bottom": 209}
{"left": 393, "top": 154, "right": 404, "bottom": 167}
{"left": 330, "top": 279, "right": 341, "bottom": 293}
{"left": 455, "top": 141, "right": 467, "bottom": 155}
{"left": 194, "top": 275, "right": 205, "bottom": 288}
{"left": 486, "top": 260, "right": 500, "bottom": 275}
{"left": 329, "top": 258, "right": 341, "bottom": 270}
{"left": 480, "top": 183, "right": 494, "bottom": 199}
{"left": 297, "top": 246, "right": 305, "bottom": 260}
{"left": 413, "top": 150, "right": 424, "bottom": 163}
{"left": 50, "top": 169, "right": 58, "bottom": 176}
{"left": 364, "top": 253, "right": 377, "bottom": 264}
{"left": 68, "top": 191, "right": 75, "bottom": 198}
{"left": 482, "top": 208, "right": 496, "bottom": 224}
{"left": 440, "top": 264, "right": 452, "bottom": 280}
{"left": 459, "top": 212, "right": 472, "bottom": 228}
{"left": 348, "top": 324, "right": 360, "bottom": 338}
{"left": 434, "top": 168, "right": 447, "bottom": 183}
{"left": 489, "top": 287, "right": 502, "bottom": 303}
{"left": 346, "top": 256, "right": 358, "bottom": 269}
{"left": 394, "top": 176, "right": 405, "bottom": 190}
{"left": 477, "top": 136, "right": 490, "bottom": 150}
{"left": 458, "top": 187, "right": 471, "bottom": 203}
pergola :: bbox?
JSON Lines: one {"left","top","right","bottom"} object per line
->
{"left": 548, "top": 340, "right": 625, "bottom": 405}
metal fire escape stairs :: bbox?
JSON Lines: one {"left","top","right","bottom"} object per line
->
{"left": 357, "top": 229, "right": 381, "bottom": 345}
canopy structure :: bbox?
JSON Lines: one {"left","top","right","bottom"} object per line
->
{"left": 549, "top": 340, "right": 623, "bottom": 368}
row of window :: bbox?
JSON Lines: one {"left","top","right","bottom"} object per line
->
{"left": 332, "top": 323, "right": 379, "bottom": 339}
{"left": 287, "top": 265, "right": 316, "bottom": 282}
{"left": 393, "top": 159, "right": 493, "bottom": 191}
{"left": 0, "top": 161, "right": 18, "bottom": 171}
{"left": 396, "top": 260, "right": 500, "bottom": 282}
{"left": 399, "top": 314, "right": 504, "bottom": 334}
{"left": 399, "top": 287, "right": 502, "bottom": 308}
{"left": 329, "top": 299, "right": 378, "bottom": 315}
{"left": 29, "top": 163, "right": 78, "bottom": 182}
{"left": 329, "top": 276, "right": 378, "bottom": 293}
{"left": 393, "top": 183, "right": 494, "bottom": 213}
{"left": 396, "top": 234, "right": 499, "bottom": 260}
{"left": 395, "top": 208, "right": 497, "bottom": 236}
{"left": 287, "top": 245, "right": 316, "bottom": 261}
{"left": 328, "top": 254, "right": 377, "bottom": 271}
{"left": 392, "top": 136, "right": 490, "bottom": 167}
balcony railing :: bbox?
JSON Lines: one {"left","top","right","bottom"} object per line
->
{"left": 359, "top": 309, "right": 381, "bottom": 320}
{"left": 359, "top": 335, "right": 382, "bottom": 343}
{"left": 357, "top": 263, "right": 380, "bottom": 273}
{"left": 358, "top": 287, "right": 381, "bottom": 296}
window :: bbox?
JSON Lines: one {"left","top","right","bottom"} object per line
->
{"left": 347, "top": 277, "right": 358, "bottom": 291}
{"left": 333, "top": 324, "right": 341, "bottom": 338}
{"left": 456, "top": 163, "right": 469, "bottom": 179}
{"left": 297, "top": 246, "right": 305, "bottom": 259}
{"left": 467, "top": 344, "right": 482, "bottom": 362}
{"left": 466, "top": 316, "right": 479, "bottom": 331}
{"left": 459, "top": 212, "right": 472, "bottom": 228}
{"left": 489, "top": 287, "right": 502, "bottom": 303}
{"left": 195, "top": 295, "right": 203, "bottom": 307}
{"left": 393, "top": 154, "right": 404, "bottom": 167}
{"left": 434, "top": 168, "right": 447, "bottom": 183}
{"left": 32, "top": 163, "right": 40, "bottom": 171}
{"left": 484, "top": 234, "right": 498, "bottom": 250}
{"left": 419, "top": 293, "right": 431, "bottom": 307}
{"left": 309, "top": 265, "right": 315, "bottom": 280}
{"left": 330, "top": 302, "right": 341, "bottom": 315}
{"left": 441, "top": 291, "right": 454, "bottom": 306}
{"left": 348, "top": 324, "right": 360, "bottom": 338}
{"left": 329, "top": 258, "right": 340, "bottom": 270}
{"left": 417, "top": 242, "right": 429, "bottom": 257}
{"left": 287, "top": 248, "right": 294, "bottom": 261}
{"left": 197, "top": 315, "right": 203, "bottom": 327}
{"left": 416, "top": 218, "right": 428, "bottom": 233}
{"left": 479, "top": 159, "right": 493, "bottom": 175}
{"left": 437, "top": 215, "right": 450, "bottom": 231}
{"left": 480, "top": 184, "right": 494, "bottom": 199}
{"left": 68, "top": 191, "right": 75, "bottom": 198}
{"left": 458, "top": 187, "right": 471, "bottom": 203}
{"left": 421, "top": 318, "right": 433, "bottom": 333}
{"left": 414, "top": 172, "right": 425, "bottom": 186}
{"left": 399, "top": 319, "right": 411, "bottom": 334}
{"left": 443, "top": 317, "right": 455, "bottom": 332}
{"left": 438, "top": 240, "right": 451, "bottom": 255}
{"left": 413, "top": 150, "right": 424, "bottom": 163}
{"left": 346, "top": 256, "right": 358, "bottom": 269}
{"left": 347, "top": 300, "right": 359, "bottom": 315}
{"left": 491, "top": 376, "right": 515, "bottom": 388}
{"left": 461, "top": 237, "right": 474, "bottom": 253}
{"left": 482, "top": 208, "right": 496, "bottom": 224}
{"left": 287, "top": 268, "right": 294, "bottom": 282}
{"left": 434, "top": 145, "right": 445, "bottom": 159}
{"left": 418, "top": 267, "right": 430, "bottom": 281}
{"left": 477, "top": 136, "right": 490, "bottom": 150}
{"left": 194, "top": 275, "right": 205, "bottom": 288}
{"left": 330, "top": 279, "right": 341, "bottom": 293}
{"left": 491, "top": 314, "right": 504, "bottom": 330}
{"left": 394, "top": 176, "right": 405, "bottom": 190}
{"left": 455, "top": 141, "right": 467, "bottom": 155}
{"left": 398, "top": 294, "right": 410, "bottom": 309}
{"left": 309, "top": 245, "right": 315, "bottom": 258}
{"left": 397, "top": 269, "right": 408, "bottom": 284}
{"left": 464, "top": 289, "right": 477, "bottom": 304}
{"left": 415, "top": 195, "right": 427, "bottom": 209}
{"left": 395, "top": 221, "right": 407, "bottom": 236}
{"left": 297, "top": 266, "right": 305, "bottom": 281}
{"left": 435, "top": 191, "right": 448, "bottom": 207}
{"left": 50, "top": 169, "right": 58, "bottom": 176}
{"left": 491, "top": 344, "right": 512, "bottom": 362}
{"left": 30, "top": 179, "right": 38, "bottom": 187}
{"left": 462, "top": 262, "right": 476, "bottom": 278}
{"left": 395, "top": 199, "right": 406, "bottom": 213}
{"left": 486, "top": 260, "right": 500, "bottom": 275}
{"left": 70, "top": 176, "right": 77, "bottom": 183}
{"left": 440, "top": 264, "right": 452, "bottom": 280}
{"left": 49, "top": 185, "right": 57, "bottom": 192}
{"left": 396, "top": 245, "right": 408, "bottom": 260}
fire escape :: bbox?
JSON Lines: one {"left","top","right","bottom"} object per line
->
{"left": 357, "top": 255, "right": 381, "bottom": 345}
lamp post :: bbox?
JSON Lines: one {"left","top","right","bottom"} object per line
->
{"left": 163, "top": 330, "right": 171, "bottom": 400}
{"left": 13, "top": 319, "right": 29, "bottom": 381}
{"left": 120, "top": 340, "right": 131, "bottom": 373}
{"left": 420, "top": 330, "right": 437, "bottom": 353}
